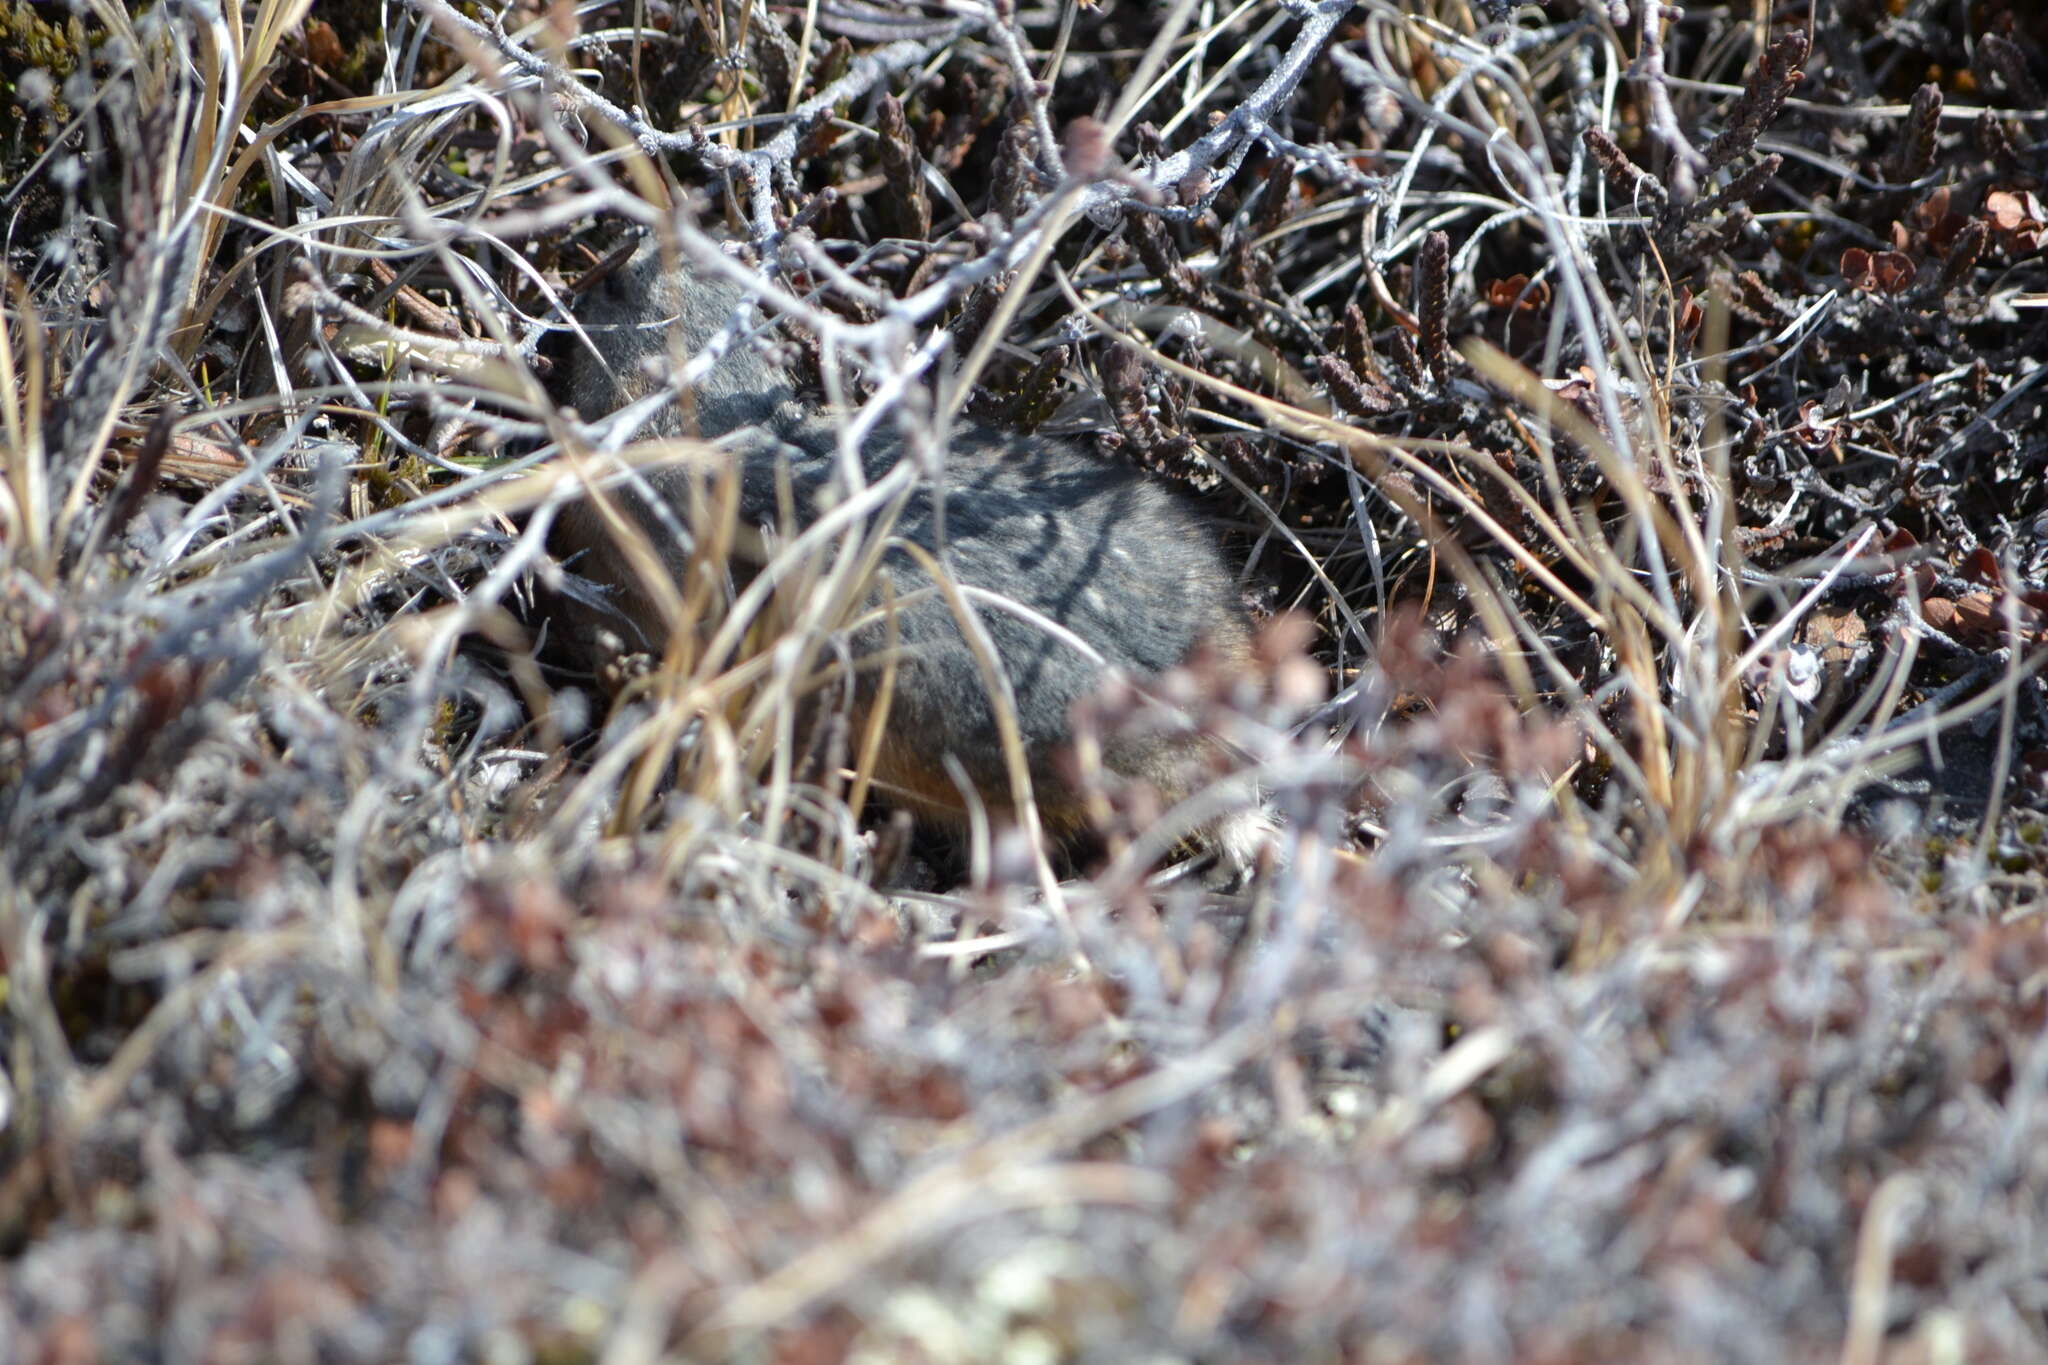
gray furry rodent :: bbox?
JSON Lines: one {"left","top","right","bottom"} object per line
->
{"left": 553, "top": 239, "right": 1265, "bottom": 869}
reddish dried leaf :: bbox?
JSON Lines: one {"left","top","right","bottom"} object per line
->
{"left": 1793, "top": 399, "right": 1839, "bottom": 450}
{"left": 303, "top": 19, "right": 345, "bottom": 70}
{"left": 1872, "top": 251, "right": 1917, "bottom": 293}
{"left": 1922, "top": 597, "right": 1959, "bottom": 633}
{"left": 1928, "top": 591, "right": 2044, "bottom": 644}
{"left": 1801, "top": 606, "right": 1868, "bottom": 653}
{"left": 1986, "top": 189, "right": 2029, "bottom": 230}
{"left": 1676, "top": 285, "right": 1704, "bottom": 336}
{"left": 1840, "top": 247, "right": 1875, "bottom": 289}
{"left": 1927, "top": 211, "right": 1970, "bottom": 255}
{"left": 1485, "top": 274, "right": 1550, "bottom": 311}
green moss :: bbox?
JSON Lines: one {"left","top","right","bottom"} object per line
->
{"left": 0, "top": 2, "right": 87, "bottom": 84}
{"left": 320, "top": 14, "right": 388, "bottom": 90}
{"left": 0, "top": 3, "right": 89, "bottom": 147}
{"left": 0, "top": 4, "right": 105, "bottom": 240}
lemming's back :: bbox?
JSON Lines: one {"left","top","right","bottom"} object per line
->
{"left": 553, "top": 236, "right": 1258, "bottom": 858}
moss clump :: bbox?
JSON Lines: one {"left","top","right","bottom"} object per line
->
{"left": 0, "top": 1, "right": 90, "bottom": 125}
{"left": 0, "top": 3, "right": 101, "bottom": 242}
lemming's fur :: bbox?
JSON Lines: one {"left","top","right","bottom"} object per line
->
{"left": 553, "top": 238, "right": 1268, "bottom": 871}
